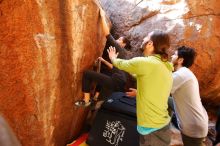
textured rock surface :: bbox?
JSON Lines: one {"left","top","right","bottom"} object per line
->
{"left": 0, "top": 0, "right": 105, "bottom": 145}
{"left": 100, "top": 0, "right": 220, "bottom": 105}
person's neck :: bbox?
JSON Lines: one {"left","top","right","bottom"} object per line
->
{"left": 143, "top": 52, "right": 153, "bottom": 57}
{"left": 143, "top": 48, "right": 154, "bottom": 57}
{"left": 174, "top": 64, "right": 183, "bottom": 71}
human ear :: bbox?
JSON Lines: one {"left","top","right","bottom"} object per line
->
{"left": 178, "top": 58, "right": 184, "bottom": 64}
{"left": 148, "top": 41, "right": 153, "bottom": 46}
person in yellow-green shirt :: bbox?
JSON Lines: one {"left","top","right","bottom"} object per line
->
{"left": 108, "top": 30, "right": 173, "bottom": 146}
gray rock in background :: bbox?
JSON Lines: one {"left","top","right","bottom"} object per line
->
{"left": 99, "top": 0, "right": 220, "bottom": 109}
{"left": 100, "top": 0, "right": 186, "bottom": 52}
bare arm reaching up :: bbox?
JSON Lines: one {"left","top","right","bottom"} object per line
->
{"left": 98, "top": 57, "right": 113, "bottom": 69}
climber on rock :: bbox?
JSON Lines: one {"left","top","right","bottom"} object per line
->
{"left": 74, "top": 9, "right": 130, "bottom": 107}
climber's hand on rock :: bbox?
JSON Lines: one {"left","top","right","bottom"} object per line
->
{"left": 98, "top": 57, "right": 105, "bottom": 62}
{"left": 100, "top": 9, "right": 105, "bottom": 17}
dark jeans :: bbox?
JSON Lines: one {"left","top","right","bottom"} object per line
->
{"left": 139, "top": 124, "right": 171, "bottom": 146}
{"left": 82, "top": 70, "right": 115, "bottom": 99}
{"left": 181, "top": 133, "right": 205, "bottom": 146}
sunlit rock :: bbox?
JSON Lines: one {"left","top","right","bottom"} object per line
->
{"left": 0, "top": 0, "right": 105, "bottom": 145}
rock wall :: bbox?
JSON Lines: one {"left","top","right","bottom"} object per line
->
{"left": 100, "top": 0, "right": 220, "bottom": 105}
{"left": 0, "top": 0, "right": 105, "bottom": 145}
{"left": 0, "top": 0, "right": 219, "bottom": 145}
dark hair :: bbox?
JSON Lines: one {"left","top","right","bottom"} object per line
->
{"left": 177, "top": 46, "right": 196, "bottom": 68}
{"left": 122, "top": 36, "right": 131, "bottom": 50}
{"left": 150, "top": 30, "right": 170, "bottom": 61}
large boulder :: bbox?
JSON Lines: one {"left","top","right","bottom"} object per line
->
{"left": 100, "top": 0, "right": 220, "bottom": 106}
{"left": 0, "top": 0, "right": 105, "bottom": 145}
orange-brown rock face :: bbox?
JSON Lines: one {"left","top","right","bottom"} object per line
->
{"left": 100, "top": 0, "right": 220, "bottom": 106}
{"left": 0, "top": 0, "right": 105, "bottom": 145}
{"left": 181, "top": 0, "right": 220, "bottom": 105}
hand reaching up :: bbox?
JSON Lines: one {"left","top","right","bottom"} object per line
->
{"left": 107, "top": 46, "right": 119, "bottom": 61}
{"left": 100, "top": 9, "right": 105, "bottom": 17}
{"left": 99, "top": 9, "right": 110, "bottom": 35}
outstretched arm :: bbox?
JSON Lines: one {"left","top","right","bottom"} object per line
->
{"left": 98, "top": 57, "right": 113, "bottom": 69}
{"left": 108, "top": 46, "right": 145, "bottom": 75}
{"left": 100, "top": 9, "right": 126, "bottom": 58}
{"left": 100, "top": 9, "right": 110, "bottom": 36}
